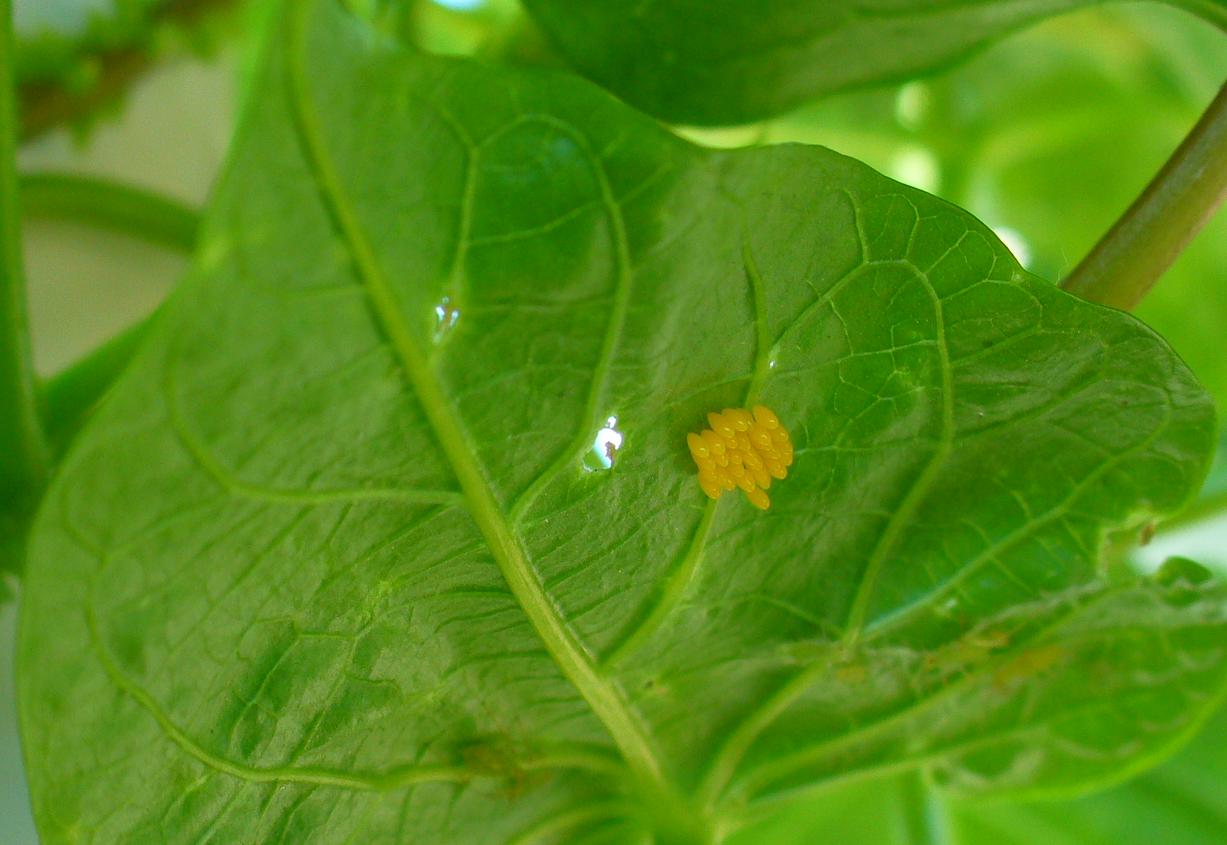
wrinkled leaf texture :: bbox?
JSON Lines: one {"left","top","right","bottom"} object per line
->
{"left": 17, "top": 1, "right": 1226, "bottom": 843}
{"left": 728, "top": 698, "right": 1227, "bottom": 844}
{"left": 521, "top": 0, "right": 1227, "bottom": 125}
{"left": 947, "top": 696, "right": 1227, "bottom": 845}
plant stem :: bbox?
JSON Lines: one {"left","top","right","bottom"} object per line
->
{"left": 20, "top": 172, "right": 200, "bottom": 253}
{"left": 1060, "top": 80, "right": 1227, "bottom": 310}
{"left": 0, "top": 0, "right": 50, "bottom": 571}
{"left": 40, "top": 317, "right": 152, "bottom": 453}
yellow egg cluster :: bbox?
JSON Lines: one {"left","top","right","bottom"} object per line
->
{"left": 687, "top": 405, "right": 793, "bottom": 510}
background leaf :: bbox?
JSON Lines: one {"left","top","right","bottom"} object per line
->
{"left": 17, "top": 1, "right": 1224, "bottom": 842}
{"left": 520, "top": 0, "right": 1227, "bottom": 125}
{"left": 13, "top": 0, "right": 238, "bottom": 140}
{"left": 947, "top": 697, "right": 1227, "bottom": 844}
{"left": 729, "top": 698, "right": 1227, "bottom": 844}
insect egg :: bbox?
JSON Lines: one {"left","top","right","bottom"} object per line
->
{"left": 728, "top": 408, "right": 753, "bottom": 431}
{"left": 708, "top": 412, "right": 736, "bottom": 439}
{"left": 687, "top": 405, "right": 793, "bottom": 510}
{"left": 745, "top": 486, "right": 770, "bottom": 510}
{"left": 753, "top": 405, "right": 780, "bottom": 428}
{"left": 687, "top": 433, "right": 710, "bottom": 459}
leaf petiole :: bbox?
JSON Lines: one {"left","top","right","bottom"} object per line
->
{"left": 19, "top": 172, "right": 200, "bottom": 254}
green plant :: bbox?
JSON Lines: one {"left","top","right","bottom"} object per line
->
{"left": 4, "top": 1, "right": 1227, "bottom": 843}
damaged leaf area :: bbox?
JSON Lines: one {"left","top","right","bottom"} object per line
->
{"left": 16, "top": 2, "right": 1225, "bottom": 843}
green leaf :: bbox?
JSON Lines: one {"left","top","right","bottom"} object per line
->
{"left": 949, "top": 701, "right": 1227, "bottom": 845}
{"left": 726, "top": 771, "right": 940, "bottom": 845}
{"left": 17, "top": 1, "right": 1224, "bottom": 842}
{"left": 665, "top": 5, "right": 1227, "bottom": 421}
{"left": 678, "top": 5, "right": 1227, "bottom": 526}
{"left": 729, "top": 699, "right": 1227, "bottom": 845}
{"left": 520, "top": 0, "right": 1227, "bottom": 125}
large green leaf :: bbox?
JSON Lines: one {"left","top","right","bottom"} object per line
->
{"left": 520, "top": 0, "right": 1227, "bottom": 125}
{"left": 17, "top": 1, "right": 1225, "bottom": 842}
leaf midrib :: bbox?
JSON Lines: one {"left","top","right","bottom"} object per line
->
{"left": 282, "top": 1, "right": 672, "bottom": 806}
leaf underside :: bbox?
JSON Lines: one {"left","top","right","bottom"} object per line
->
{"left": 520, "top": 0, "right": 1227, "bottom": 125}
{"left": 728, "top": 696, "right": 1227, "bottom": 845}
{"left": 17, "top": 2, "right": 1225, "bottom": 843}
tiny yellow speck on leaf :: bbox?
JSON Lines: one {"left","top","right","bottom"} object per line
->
{"left": 687, "top": 405, "right": 793, "bottom": 510}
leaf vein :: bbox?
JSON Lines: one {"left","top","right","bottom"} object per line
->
{"left": 282, "top": 4, "right": 670, "bottom": 801}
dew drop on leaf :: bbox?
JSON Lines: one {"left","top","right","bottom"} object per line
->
{"left": 583, "top": 415, "right": 623, "bottom": 471}
{"left": 433, "top": 296, "right": 460, "bottom": 341}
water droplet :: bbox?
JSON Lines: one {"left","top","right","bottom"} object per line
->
{"left": 583, "top": 415, "right": 623, "bottom": 472}
{"left": 768, "top": 358, "right": 778, "bottom": 370}
{"left": 434, "top": 296, "right": 460, "bottom": 342}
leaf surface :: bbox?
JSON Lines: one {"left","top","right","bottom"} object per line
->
{"left": 520, "top": 0, "right": 1227, "bottom": 125}
{"left": 948, "top": 697, "right": 1227, "bottom": 845}
{"left": 729, "top": 698, "right": 1227, "bottom": 844}
{"left": 17, "top": 2, "right": 1225, "bottom": 842}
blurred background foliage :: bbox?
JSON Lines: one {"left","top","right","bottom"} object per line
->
{"left": 4, "top": 0, "right": 1226, "bottom": 841}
